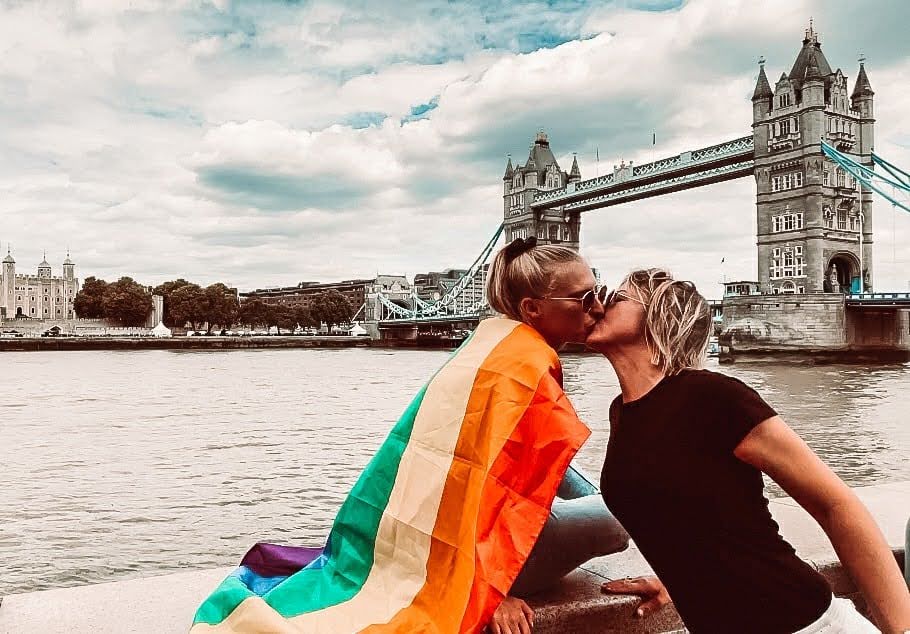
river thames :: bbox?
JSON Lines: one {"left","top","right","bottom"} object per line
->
{"left": 2, "top": 349, "right": 908, "bottom": 596}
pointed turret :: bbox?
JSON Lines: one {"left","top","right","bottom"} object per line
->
{"left": 852, "top": 62, "right": 874, "bottom": 98}
{"left": 37, "top": 252, "right": 52, "bottom": 278}
{"left": 3, "top": 246, "right": 14, "bottom": 265}
{"left": 752, "top": 60, "right": 773, "bottom": 101}
{"left": 568, "top": 154, "right": 581, "bottom": 182}
{"left": 503, "top": 157, "right": 514, "bottom": 181}
{"left": 804, "top": 55, "right": 822, "bottom": 81}
{"left": 788, "top": 20, "right": 833, "bottom": 91}
{"left": 62, "top": 249, "right": 75, "bottom": 281}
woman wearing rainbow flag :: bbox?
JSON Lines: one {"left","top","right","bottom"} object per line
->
{"left": 191, "top": 237, "right": 626, "bottom": 634}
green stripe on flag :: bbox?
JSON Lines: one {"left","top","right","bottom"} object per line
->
{"left": 194, "top": 383, "right": 428, "bottom": 624}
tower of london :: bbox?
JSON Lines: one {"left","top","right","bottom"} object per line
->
{"left": 1, "top": 249, "right": 79, "bottom": 320}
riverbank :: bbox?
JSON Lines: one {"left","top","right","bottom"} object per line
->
{"left": 1, "top": 481, "right": 906, "bottom": 633}
{"left": 719, "top": 346, "right": 910, "bottom": 364}
{"left": 0, "top": 335, "right": 466, "bottom": 351}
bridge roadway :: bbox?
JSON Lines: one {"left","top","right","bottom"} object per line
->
{"left": 531, "top": 136, "right": 754, "bottom": 212}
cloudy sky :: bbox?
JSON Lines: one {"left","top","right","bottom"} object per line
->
{"left": 2, "top": 0, "right": 909, "bottom": 295}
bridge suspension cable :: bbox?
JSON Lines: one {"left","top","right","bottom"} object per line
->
{"left": 821, "top": 140, "right": 910, "bottom": 213}
{"left": 373, "top": 224, "right": 504, "bottom": 322}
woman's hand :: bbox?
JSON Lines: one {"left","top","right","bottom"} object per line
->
{"left": 601, "top": 575, "right": 671, "bottom": 617}
{"left": 489, "top": 596, "right": 534, "bottom": 634}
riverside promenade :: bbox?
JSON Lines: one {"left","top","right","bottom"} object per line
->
{"left": 1, "top": 481, "right": 906, "bottom": 634}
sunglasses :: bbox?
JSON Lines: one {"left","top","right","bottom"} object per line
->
{"left": 545, "top": 285, "right": 609, "bottom": 313}
{"left": 604, "top": 289, "right": 646, "bottom": 307}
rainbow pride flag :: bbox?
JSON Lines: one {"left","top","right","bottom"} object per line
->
{"left": 192, "top": 318, "right": 590, "bottom": 633}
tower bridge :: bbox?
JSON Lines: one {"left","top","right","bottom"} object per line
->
{"left": 368, "top": 22, "right": 909, "bottom": 356}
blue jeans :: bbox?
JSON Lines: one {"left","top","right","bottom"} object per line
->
{"left": 510, "top": 465, "right": 630, "bottom": 597}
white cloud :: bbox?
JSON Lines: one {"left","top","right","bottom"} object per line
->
{"left": 0, "top": 0, "right": 908, "bottom": 296}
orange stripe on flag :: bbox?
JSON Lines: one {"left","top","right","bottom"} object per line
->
{"left": 460, "top": 368, "right": 589, "bottom": 632}
{"left": 361, "top": 324, "right": 588, "bottom": 633}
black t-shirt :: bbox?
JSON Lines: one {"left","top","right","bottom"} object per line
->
{"left": 601, "top": 369, "right": 831, "bottom": 634}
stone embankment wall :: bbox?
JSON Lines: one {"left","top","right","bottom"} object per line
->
{"left": 719, "top": 294, "right": 910, "bottom": 361}
{"left": 720, "top": 294, "right": 846, "bottom": 352}
{"left": 0, "top": 317, "right": 110, "bottom": 335}
{"left": 0, "top": 335, "right": 464, "bottom": 352}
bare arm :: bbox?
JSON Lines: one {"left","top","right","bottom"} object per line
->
{"left": 735, "top": 415, "right": 910, "bottom": 634}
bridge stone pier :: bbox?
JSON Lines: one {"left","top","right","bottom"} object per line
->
{"left": 720, "top": 293, "right": 910, "bottom": 362}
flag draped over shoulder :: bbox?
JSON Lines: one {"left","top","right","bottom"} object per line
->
{"left": 191, "top": 318, "right": 590, "bottom": 633}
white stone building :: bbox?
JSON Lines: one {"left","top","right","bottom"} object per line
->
{"left": 1, "top": 249, "right": 79, "bottom": 320}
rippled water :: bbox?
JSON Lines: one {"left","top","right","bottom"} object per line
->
{"left": 1, "top": 349, "right": 908, "bottom": 595}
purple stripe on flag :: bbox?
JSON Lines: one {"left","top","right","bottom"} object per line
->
{"left": 240, "top": 542, "right": 325, "bottom": 577}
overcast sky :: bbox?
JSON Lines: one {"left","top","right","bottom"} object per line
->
{"left": 2, "top": 0, "right": 909, "bottom": 295}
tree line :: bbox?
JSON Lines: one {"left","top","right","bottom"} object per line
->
{"left": 73, "top": 277, "right": 154, "bottom": 327}
{"left": 73, "top": 277, "right": 356, "bottom": 333}
{"left": 237, "top": 291, "right": 355, "bottom": 333}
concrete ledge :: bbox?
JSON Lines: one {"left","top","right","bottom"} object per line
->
{"left": 1, "top": 482, "right": 907, "bottom": 633}
{"left": 528, "top": 480, "right": 909, "bottom": 633}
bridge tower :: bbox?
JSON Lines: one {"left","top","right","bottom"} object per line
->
{"left": 502, "top": 131, "right": 581, "bottom": 249}
{"left": 752, "top": 22, "right": 875, "bottom": 294}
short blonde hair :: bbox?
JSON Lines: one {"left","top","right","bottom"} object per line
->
{"left": 624, "top": 268, "right": 711, "bottom": 375}
{"left": 486, "top": 239, "right": 582, "bottom": 321}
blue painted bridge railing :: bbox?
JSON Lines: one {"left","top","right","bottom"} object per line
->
{"left": 846, "top": 292, "right": 910, "bottom": 305}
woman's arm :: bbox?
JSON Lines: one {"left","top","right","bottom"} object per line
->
{"left": 735, "top": 415, "right": 910, "bottom": 634}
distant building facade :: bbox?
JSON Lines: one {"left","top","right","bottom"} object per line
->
{"left": 240, "top": 276, "right": 412, "bottom": 322}
{"left": 413, "top": 266, "right": 488, "bottom": 316}
{"left": 414, "top": 269, "right": 468, "bottom": 301}
{"left": 0, "top": 249, "right": 79, "bottom": 320}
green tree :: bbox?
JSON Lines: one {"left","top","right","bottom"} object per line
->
{"left": 274, "top": 304, "right": 297, "bottom": 334}
{"left": 169, "top": 283, "right": 206, "bottom": 331}
{"left": 101, "top": 277, "right": 153, "bottom": 326}
{"left": 202, "top": 283, "right": 239, "bottom": 334}
{"left": 261, "top": 303, "right": 279, "bottom": 329}
{"left": 239, "top": 299, "right": 268, "bottom": 328}
{"left": 73, "top": 276, "right": 108, "bottom": 318}
{"left": 312, "top": 290, "right": 354, "bottom": 331}
{"left": 152, "top": 279, "right": 193, "bottom": 327}
{"left": 294, "top": 304, "right": 316, "bottom": 329}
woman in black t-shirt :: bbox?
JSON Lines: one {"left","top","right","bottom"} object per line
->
{"left": 586, "top": 268, "right": 910, "bottom": 634}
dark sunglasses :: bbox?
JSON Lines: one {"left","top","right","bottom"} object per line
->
{"left": 545, "top": 285, "right": 608, "bottom": 313}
